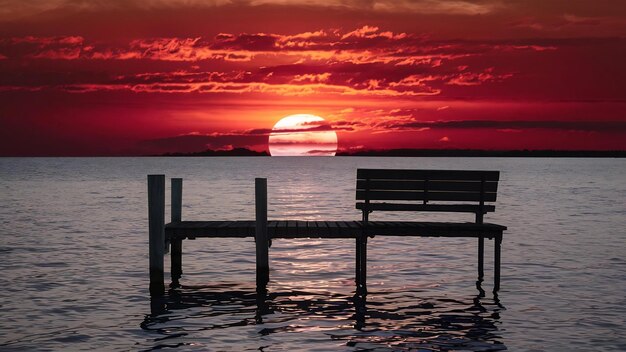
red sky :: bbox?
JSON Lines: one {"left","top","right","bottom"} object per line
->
{"left": 1, "top": 0, "right": 625, "bottom": 156}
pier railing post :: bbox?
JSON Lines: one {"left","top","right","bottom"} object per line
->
{"left": 148, "top": 174, "right": 165, "bottom": 296}
{"left": 171, "top": 178, "right": 183, "bottom": 288}
{"left": 255, "top": 178, "right": 269, "bottom": 291}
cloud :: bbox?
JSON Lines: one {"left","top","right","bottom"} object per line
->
{"left": 10, "top": 27, "right": 615, "bottom": 99}
{"left": 0, "top": 0, "right": 500, "bottom": 18}
{"left": 368, "top": 0, "right": 500, "bottom": 15}
{"left": 446, "top": 68, "right": 514, "bottom": 86}
{"left": 306, "top": 149, "right": 339, "bottom": 155}
{"left": 510, "top": 13, "right": 626, "bottom": 32}
{"left": 139, "top": 132, "right": 267, "bottom": 153}
{"left": 0, "top": 36, "right": 85, "bottom": 60}
{"left": 0, "top": 0, "right": 232, "bottom": 20}
{"left": 382, "top": 119, "right": 626, "bottom": 132}
{"left": 52, "top": 81, "right": 442, "bottom": 96}
{"left": 1, "top": 27, "right": 558, "bottom": 64}
{"left": 291, "top": 73, "right": 331, "bottom": 83}
{"left": 140, "top": 121, "right": 354, "bottom": 153}
{"left": 312, "top": 107, "right": 626, "bottom": 135}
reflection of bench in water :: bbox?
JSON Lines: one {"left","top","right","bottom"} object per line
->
{"left": 147, "top": 169, "right": 506, "bottom": 297}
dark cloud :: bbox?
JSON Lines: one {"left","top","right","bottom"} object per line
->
{"left": 6, "top": 27, "right": 625, "bottom": 100}
{"left": 384, "top": 120, "right": 626, "bottom": 132}
{"left": 138, "top": 133, "right": 268, "bottom": 154}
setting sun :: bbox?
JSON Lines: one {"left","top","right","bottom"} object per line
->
{"left": 268, "top": 114, "right": 338, "bottom": 156}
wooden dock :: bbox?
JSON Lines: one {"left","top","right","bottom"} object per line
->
{"left": 148, "top": 170, "right": 507, "bottom": 297}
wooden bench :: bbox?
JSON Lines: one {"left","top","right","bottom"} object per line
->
{"left": 148, "top": 169, "right": 506, "bottom": 296}
{"left": 355, "top": 169, "right": 506, "bottom": 294}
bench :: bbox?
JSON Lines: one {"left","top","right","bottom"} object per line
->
{"left": 355, "top": 169, "right": 506, "bottom": 294}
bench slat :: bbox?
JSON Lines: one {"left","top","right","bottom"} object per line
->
{"left": 356, "top": 190, "right": 497, "bottom": 202}
{"left": 357, "top": 169, "right": 499, "bottom": 181}
{"left": 356, "top": 202, "right": 496, "bottom": 213}
{"left": 356, "top": 180, "right": 498, "bottom": 192}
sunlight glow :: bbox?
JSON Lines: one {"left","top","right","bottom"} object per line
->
{"left": 268, "top": 114, "right": 338, "bottom": 156}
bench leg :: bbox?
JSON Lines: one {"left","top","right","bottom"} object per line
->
{"left": 478, "top": 237, "right": 484, "bottom": 280}
{"left": 355, "top": 236, "right": 362, "bottom": 288}
{"left": 494, "top": 234, "right": 502, "bottom": 293}
{"left": 170, "top": 238, "right": 183, "bottom": 288}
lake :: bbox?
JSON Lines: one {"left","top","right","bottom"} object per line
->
{"left": 0, "top": 157, "right": 625, "bottom": 351}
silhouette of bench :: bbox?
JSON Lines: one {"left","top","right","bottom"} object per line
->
{"left": 148, "top": 169, "right": 506, "bottom": 296}
{"left": 355, "top": 169, "right": 505, "bottom": 294}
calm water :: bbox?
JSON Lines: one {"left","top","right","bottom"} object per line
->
{"left": 0, "top": 157, "right": 625, "bottom": 351}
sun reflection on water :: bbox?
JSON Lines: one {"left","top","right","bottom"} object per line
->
{"left": 143, "top": 283, "right": 505, "bottom": 351}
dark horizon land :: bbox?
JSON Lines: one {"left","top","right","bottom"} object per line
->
{"left": 158, "top": 147, "right": 626, "bottom": 158}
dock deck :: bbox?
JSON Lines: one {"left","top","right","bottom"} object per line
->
{"left": 166, "top": 220, "right": 506, "bottom": 239}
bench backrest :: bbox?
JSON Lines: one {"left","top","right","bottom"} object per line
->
{"left": 356, "top": 169, "right": 499, "bottom": 221}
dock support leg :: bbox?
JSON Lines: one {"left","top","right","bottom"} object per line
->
{"left": 170, "top": 239, "right": 182, "bottom": 288}
{"left": 357, "top": 235, "right": 368, "bottom": 294}
{"left": 362, "top": 236, "right": 367, "bottom": 293}
{"left": 255, "top": 178, "right": 269, "bottom": 291}
{"left": 170, "top": 178, "right": 183, "bottom": 288}
{"left": 478, "top": 237, "right": 484, "bottom": 280}
{"left": 494, "top": 234, "right": 502, "bottom": 293}
{"left": 148, "top": 174, "right": 165, "bottom": 296}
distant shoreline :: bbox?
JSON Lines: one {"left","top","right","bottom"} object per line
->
{"left": 160, "top": 148, "right": 626, "bottom": 158}
{"left": 3, "top": 148, "right": 625, "bottom": 158}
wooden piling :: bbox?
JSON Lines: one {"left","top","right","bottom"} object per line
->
{"left": 171, "top": 178, "right": 183, "bottom": 222}
{"left": 148, "top": 174, "right": 165, "bottom": 296}
{"left": 494, "top": 234, "right": 502, "bottom": 293}
{"left": 357, "top": 201, "right": 369, "bottom": 294}
{"left": 171, "top": 178, "right": 183, "bottom": 287}
{"left": 255, "top": 178, "right": 269, "bottom": 290}
{"left": 478, "top": 237, "right": 484, "bottom": 279}
{"left": 360, "top": 236, "right": 367, "bottom": 294}
{"left": 476, "top": 206, "right": 485, "bottom": 280}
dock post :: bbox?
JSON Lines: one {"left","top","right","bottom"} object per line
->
{"left": 170, "top": 178, "right": 183, "bottom": 288}
{"left": 255, "top": 178, "right": 269, "bottom": 291}
{"left": 478, "top": 237, "right": 484, "bottom": 279}
{"left": 357, "top": 204, "right": 369, "bottom": 295}
{"left": 148, "top": 174, "right": 165, "bottom": 296}
{"left": 476, "top": 206, "right": 485, "bottom": 281}
{"left": 494, "top": 234, "right": 502, "bottom": 293}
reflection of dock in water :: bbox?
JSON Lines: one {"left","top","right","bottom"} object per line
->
{"left": 144, "top": 283, "right": 506, "bottom": 351}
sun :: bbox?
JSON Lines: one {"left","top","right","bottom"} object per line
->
{"left": 268, "top": 114, "right": 338, "bottom": 156}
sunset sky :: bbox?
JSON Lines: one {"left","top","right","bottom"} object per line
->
{"left": 1, "top": 0, "right": 625, "bottom": 156}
